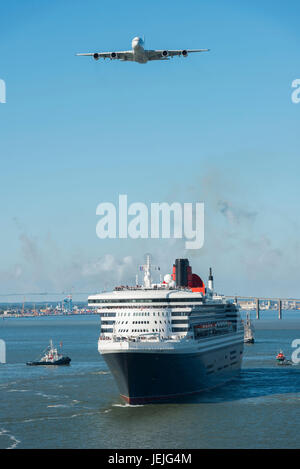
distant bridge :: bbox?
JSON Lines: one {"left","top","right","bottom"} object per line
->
{"left": 226, "top": 296, "right": 300, "bottom": 320}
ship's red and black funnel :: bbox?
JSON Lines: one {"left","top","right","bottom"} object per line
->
{"left": 172, "top": 258, "right": 205, "bottom": 294}
{"left": 174, "top": 259, "right": 189, "bottom": 287}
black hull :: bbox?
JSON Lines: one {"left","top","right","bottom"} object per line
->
{"left": 277, "top": 360, "right": 292, "bottom": 366}
{"left": 244, "top": 339, "right": 255, "bottom": 344}
{"left": 103, "top": 342, "right": 243, "bottom": 404}
{"left": 26, "top": 357, "right": 71, "bottom": 366}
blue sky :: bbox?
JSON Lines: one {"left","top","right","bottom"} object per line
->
{"left": 0, "top": 0, "right": 300, "bottom": 300}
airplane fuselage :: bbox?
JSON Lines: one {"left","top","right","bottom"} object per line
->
{"left": 131, "top": 37, "right": 148, "bottom": 63}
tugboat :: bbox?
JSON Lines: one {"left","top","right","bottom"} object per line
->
{"left": 276, "top": 350, "right": 292, "bottom": 366}
{"left": 26, "top": 340, "right": 71, "bottom": 366}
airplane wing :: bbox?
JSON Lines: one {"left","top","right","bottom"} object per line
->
{"left": 76, "top": 51, "right": 134, "bottom": 61}
{"left": 147, "top": 49, "right": 210, "bottom": 60}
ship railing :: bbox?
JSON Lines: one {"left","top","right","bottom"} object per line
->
{"left": 113, "top": 285, "right": 177, "bottom": 291}
{"left": 100, "top": 334, "right": 184, "bottom": 344}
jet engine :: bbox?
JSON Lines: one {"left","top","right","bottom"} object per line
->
{"left": 110, "top": 52, "right": 117, "bottom": 59}
{"left": 182, "top": 50, "right": 188, "bottom": 57}
{"left": 161, "top": 50, "right": 169, "bottom": 57}
{"left": 93, "top": 53, "right": 99, "bottom": 60}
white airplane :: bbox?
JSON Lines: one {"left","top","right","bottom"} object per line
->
{"left": 76, "top": 36, "right": 210, "bottom": 64}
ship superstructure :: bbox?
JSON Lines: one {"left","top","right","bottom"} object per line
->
{"left": 88, "top": 256, "right": 244, "bottom": 404}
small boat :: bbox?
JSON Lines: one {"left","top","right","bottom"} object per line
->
{"left": 276, "top": 350, "right": 292, "bottom": 366}
{"left": 243, "top": 313, "right": 255, "bottom": 344}
{"left": 26, "top": 340, "right": 71, "bottom": 366}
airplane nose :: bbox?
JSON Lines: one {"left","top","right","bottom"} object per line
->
{"left": 132, "top": 37, "right": 141, "bottom": 47}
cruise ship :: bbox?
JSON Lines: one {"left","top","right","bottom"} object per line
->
{"left": 88, "top": 256, "right": 244, "bottom": 404}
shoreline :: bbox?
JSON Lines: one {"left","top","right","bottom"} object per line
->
{"left": 1, "top": 312, "right": 100, "bottom": 319}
